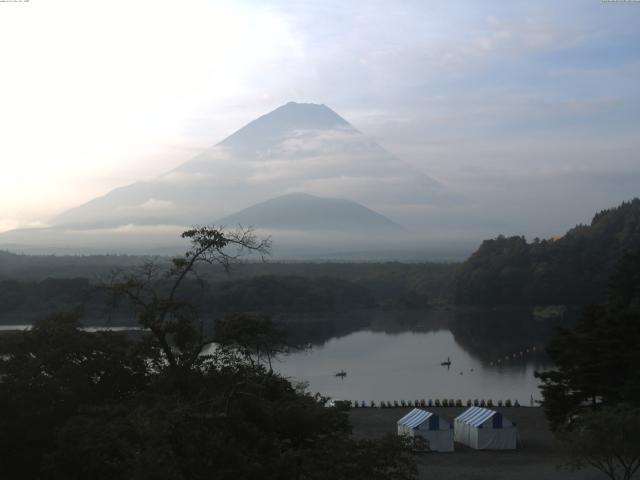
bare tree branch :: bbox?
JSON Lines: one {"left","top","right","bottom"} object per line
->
{"left": 103, "top": 225, "right": 271, "bottom": 389}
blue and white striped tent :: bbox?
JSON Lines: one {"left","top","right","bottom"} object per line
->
{"left": 454, "top": 407, "right": 517, "bottom": 450}
{"left": 397, "top": 408, "right": 454, "bottom": 452}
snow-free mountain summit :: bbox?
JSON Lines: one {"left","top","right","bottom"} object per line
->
{"left": 1, "top": 102, "right": 455, "bottom": 254}
{"left": 53, "top": 102, "right": 447, "bottom": 229}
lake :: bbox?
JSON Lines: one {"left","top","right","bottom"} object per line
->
{"left": 275, "top": 308, "right": 568, "bottom": 405}
{"left": 1, "top": 307, "right": 569, "bottom": 405}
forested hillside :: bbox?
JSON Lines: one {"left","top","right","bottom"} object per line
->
{"left": 454, "top": 199, "right": 640, "bottom": 306}
{"left": 0, "top": 253, "right": 456, "bottom": 324}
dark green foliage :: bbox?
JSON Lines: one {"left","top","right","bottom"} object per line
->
{"left": 210, "top": 275, "right": 376, "bottom": 313}
{"left": 0, "top": 227, "right": 418, "bottom": 479}
{"left": 0, "top": 252, "right": 457, "bottom": 324}
{"left": 0, "top": 277, "right": 91, "bottom": 318}
{"left": 0, "top": 250, "right": 145, "bottom": 281}
{"left": 0, "top": 262, "right": 456, "bottom": 324}
{"left": 608, "top": 250, "right": 640, "bottom": 315}
{"left": 394, "top": 290, "right": 430, "bottom": 309}
{"left": 455, "top": 198, "right": 640, "bottom": 306}
{"left": 560, "top": 405, "right": 640, "bottom": 480}
{"left": 0, "top": 313, "right": 417, "bottom": 479}
{"left": 536, "top": 250, "right": 640, "bottom": 431}
{"left": 0, "top": 312, "right": 153, "bottom": 478}
{"left": 300, "top": 434, "right": 418, "bottom": 480}
{"left": 213, "top": 313, "right": 295, "bottom": 371}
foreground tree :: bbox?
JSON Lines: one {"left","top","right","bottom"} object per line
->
{"left": 536, "top": 250, "right": 640, "bottom": 431}
{"left": 213, "top": 313, "right": 295, "bottom": 372}
{"left": 0, "top": 312, "right": 153, "bottom": 479}
{"left": 0, "top": 226, "right": 419, "bottom": 480}
{"left": 108, "top": 226, "right": 271, "bottom": 390}
{"left": 561, "top": 405, "right": 640, "bottom": 480}
{"left": 536, "top": 251, "right": 640, "bottom": 479}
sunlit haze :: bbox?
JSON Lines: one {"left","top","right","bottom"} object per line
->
{"left": 1, "top": 0, "right": 639, "bottom": 241}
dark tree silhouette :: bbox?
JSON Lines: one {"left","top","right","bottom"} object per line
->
{"left": 536, "top": 251, "right": 640, "bottom": 431}
{"left": 107, "top": 226, "right": 270, "bottom": 388}
{"left": 0, "top": 226, "right": 419, "bottom": 479}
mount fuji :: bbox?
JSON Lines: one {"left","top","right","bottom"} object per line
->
{"left": 53, "top": 102, "right": 448, "bottom": 229}
{"left": 1, "top": 102, "right": 458, "bottom": 256}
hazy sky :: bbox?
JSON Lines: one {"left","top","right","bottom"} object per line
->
{"left": 1, "top": 0, "right": 639, "bottom": 234}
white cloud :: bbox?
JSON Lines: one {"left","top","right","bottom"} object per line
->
{"left": 0, "top": 0, "right": 302, "bottom": 230}
{"left": 1, "top": 0, "right": 639, "bottom": 237}
{"left": 120, "top": 199, "right": 175, "bottom": 212}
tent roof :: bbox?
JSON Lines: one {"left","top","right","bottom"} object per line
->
{"left": 397, "top": 408, "right": 434, "bottom": 429}
{"left": 455, "top": 407, "right": 503, "bottom": 428}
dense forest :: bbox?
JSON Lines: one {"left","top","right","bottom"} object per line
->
{"left": 0, "top": 255, "right": 455, "bottom": 324}
{"left": 0, "top": 228, "right": 419, "bottom": 479}
{"left": 454, "top": 199, "right": 640, "bottom": 306}
{"left": 210, "top": 275, "right": 375, "bottom": 313}
{"left": 5, "top": 198, "right": 639, "bottom": 319}
{"left": 0, "top": 275, "right": 374, "bottom": 324}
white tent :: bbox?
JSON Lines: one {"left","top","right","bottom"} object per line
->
{"left": 397, "top": 408, "right": 454, "bottom": 452}
{"left": 454, "top": 406, "right": 517, "bottom": 450}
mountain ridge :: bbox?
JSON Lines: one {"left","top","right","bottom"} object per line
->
{"left": 51, "top": 101, "right": 449, "bottom": 229}
{"left": 217, "top": 192, "right": 403, "bottom": 233}
{"left": 454, "top": 198, "right": 640, "bottom": 306}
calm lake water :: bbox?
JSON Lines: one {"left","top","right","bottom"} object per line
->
{"left": 275, "top": 308, "right": 566, "bottom": 405}
{"left": 1, "top": 308, "right": 569, "bottom": 405}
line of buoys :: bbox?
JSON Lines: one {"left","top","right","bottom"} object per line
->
{"left": 347, "top": 398, "right": 521, "bottom": 408}
{"left": 489, "top": 345, "right": 538, "bottom": 367}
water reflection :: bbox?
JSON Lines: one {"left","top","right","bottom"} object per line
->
{"left": 1, "top": 308, "right": 572, "bottom": 404}
{"left": 275, "top": 308, "right": 572, "bottom": 404}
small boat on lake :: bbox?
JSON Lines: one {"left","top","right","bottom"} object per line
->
{"left": 335, "top": 370, "right": 347, "bottom": 378}
{"left": 440, "top": 357, "right": 451, "bottom": 367}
